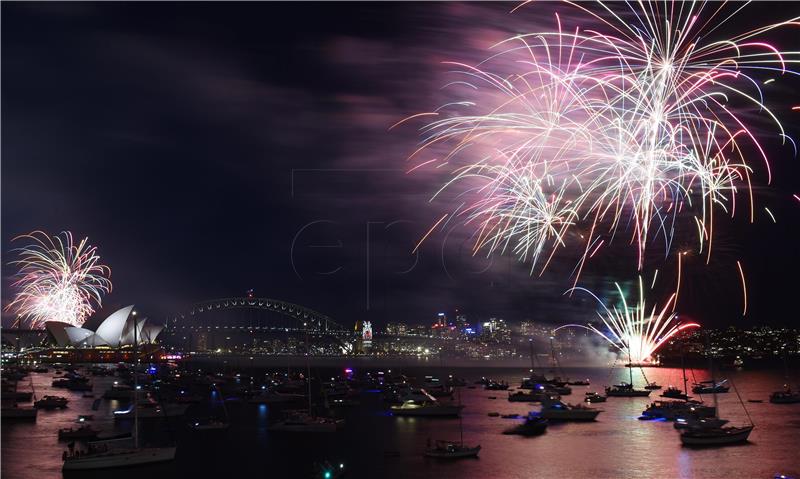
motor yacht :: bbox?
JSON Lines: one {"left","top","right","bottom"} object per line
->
{"left": 485, "top": 381, "right": 510, "bottom": 391}
{"left": 584, "top": 393, "right": 607, "bottom": 403}
{"left": 537, "top": 396, "right": 602, "bottom": 421}
{"left": 640, "top": 400, "right": 714, "bottom": 420}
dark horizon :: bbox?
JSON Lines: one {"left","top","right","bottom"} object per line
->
{"left": 3, "top": 2, "right": 800, "bottom": 330}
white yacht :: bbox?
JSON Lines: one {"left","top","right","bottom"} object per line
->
{"left": 62, "top": 444, "right": 176, "bottom": 470}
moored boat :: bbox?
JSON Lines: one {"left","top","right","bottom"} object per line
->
{"left": 769, "top": 387, "right": 800, "bottom": 404}
{"left": 605, "top": 383, "right": 651, "bottom": 397}
{"left": 508, "top": 390, "right": 542, "bottom": 402}
{"left": 692, "top": 380, "right": 730, "bottom": 394}
{"left": 680, "top": 425, "right": 753, "bottom": 446}
{"left": 661, "top": 386, "right": 691, "bottom": 400}
{"left": 424, "top": 440, "right": 481, "bottom": 458}
{"left": 268, "top": 411, "right": 344, "bottom": 432}
{"left": 640, "top": 400, "right": 714, "bottom": 420}
{"left": 502, "top": 415, "right": 549, "bottom": 436}
{"left": 34, "top": 395, "right": 69, "bottom": 409}
{"left": 537, "top": 396, "right": 601, "bottom": 421}
{"left": 584, "top": 393, "right": 607, "bottom": 403}
{"left": 674, "top": 416, "right": 729, "bottom": 430}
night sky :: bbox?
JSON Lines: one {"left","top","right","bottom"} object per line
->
{"left": 3, "top": 2, "right": 800, "bottom": 330}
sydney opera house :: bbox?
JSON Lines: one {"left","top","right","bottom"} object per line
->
{"left": 45, "top": 305, "right": 163, "bottom": 348}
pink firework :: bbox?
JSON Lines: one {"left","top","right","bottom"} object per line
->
{"left": 406, "top": 1, "right": 799, "bottom": 277}
{"left": 5, "top": 231, "right": 112, "bottom": 328}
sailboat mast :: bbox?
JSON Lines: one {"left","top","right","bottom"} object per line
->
{"left": 133, "top": 312, "right": 139, "bottom": 448}
{"left": 529, "top": 339, "right": 535, "bottom": 373}
{"left": 705, "top": 332, "right": 718, "bottom": 418}
{"left": 627, "top": 343, "right": 634, "bottom": 386}
{"left": 680, "top": 343, "right": 688, "bottom": 398}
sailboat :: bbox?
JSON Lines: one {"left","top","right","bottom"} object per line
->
{"left": 644, "top": 346, "right": 711, "bottom": 420}
{"left": 190, "top": 384, "right": 230, "bottom": 431}
{"left": 605, "top": 351, "right": 650, "bottom": 397}
{"left": 268, "top": 329, "right": 344, "bottom": 432}
{"left": 770, "top": 346, "right": 800, "bottom": 404}
{"left": 63, "top": 311, "right": 177, "bottom": 470}
{"left": 520, "top": 339, "right": 566, "bottom": 389}
{"left": 662, "top": 349, "right": 692, "bottom": 400}
{"left": 679, "top": 334, "right": 754, "bottom": 447}
{"left": 424, "top": 390, "right": 480, "bottom": 458}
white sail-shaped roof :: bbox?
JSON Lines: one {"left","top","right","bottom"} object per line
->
{"left": 121, "top": 317, "right": 148, "bottom": 345}
{"left": 94, "top": 305, "right": 134, "bottom": 347}
{"left": 141, "top": 324, "right": 164, "bottom": 344}
{"left": 45, "top": 321, "right": 73, "bottom": 347}
{"left": 65, "top": 327, "right": 108, "bottom": 347}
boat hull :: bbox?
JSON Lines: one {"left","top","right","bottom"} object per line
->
{"left": 62, "top": 447, "right": 176, "bottom": 470}
{"left": 680, "top": 427, "right": 753, "bottom": 446}
{"left": 424, "top": 446, "right": 481, "bottom": 458}
{"left": 606, "top": 390, "right": 651, "bottom": 397}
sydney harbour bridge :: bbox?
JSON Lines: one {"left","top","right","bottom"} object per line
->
{"left": 162, "top": 297, "right": 359, "bottom": 354}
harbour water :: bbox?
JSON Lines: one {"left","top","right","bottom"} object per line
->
{"left": 2, "top": 366, "right": 799, "bottom": 478}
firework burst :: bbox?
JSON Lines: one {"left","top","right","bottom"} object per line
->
{"left": 407, "top": 1, "right": 799, "bottom": 277}
{"left": 5, "top": 231, "right": 112, "bottom": 328}
{"left": 557, "top": 276, "right": 699, "bottom": 364}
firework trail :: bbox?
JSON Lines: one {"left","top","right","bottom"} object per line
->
{"left": 556, "top": 276, "right": 700, "bottom": 364}
{"left": 406, "top": 1, "right": 799, "bottom": 277}
{"left": 5, "top": 231, "right": 112, "bottom": 328}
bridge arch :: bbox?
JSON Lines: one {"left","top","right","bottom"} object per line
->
{"left": 166, "top": 297, "right": 349, "bottom": 335}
